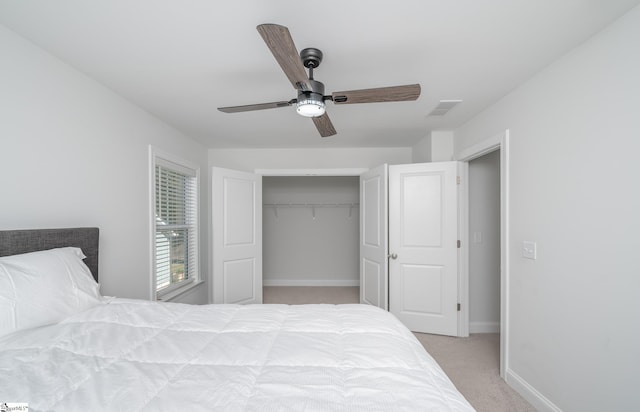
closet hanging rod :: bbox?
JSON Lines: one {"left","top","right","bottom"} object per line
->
{"left": 262, "top": 203, "right": 359, "bottom": 208}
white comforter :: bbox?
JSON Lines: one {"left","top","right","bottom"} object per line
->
{"left": 0, "top": 299, "right": 474, "bottom": 411}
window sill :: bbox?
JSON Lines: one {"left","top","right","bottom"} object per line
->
{"left": 157, "top": 280, "right": 205, "bottom": 302}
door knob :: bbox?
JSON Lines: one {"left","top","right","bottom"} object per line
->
{"left": 388, "top": 253, "right": 398, "bottom": 260}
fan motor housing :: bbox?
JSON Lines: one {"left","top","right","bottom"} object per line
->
{"left": 297, "top": 91, "right": 325, "bottom": 103}
{"left": 300, "top": 48, "right": 323, "bottom": 69}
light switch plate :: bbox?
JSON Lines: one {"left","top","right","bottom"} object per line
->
{"left": 522, "top": 241, "right": 537, "bottom": 259}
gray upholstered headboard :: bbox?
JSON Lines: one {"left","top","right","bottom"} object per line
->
{"left": 0, "top": 228, "right": 99, "bottom": 281}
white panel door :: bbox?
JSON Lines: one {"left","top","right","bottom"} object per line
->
{"left": 359, "top": 164, "right": 388, "bottom": 310}
{"left": 389, "top": 162, "right": 459, "bottom": 335}
{"left": 212, "top": 167, "right": 262, "bottom": 304}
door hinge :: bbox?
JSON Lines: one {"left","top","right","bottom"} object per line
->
{"left": 457, "top": 240, "right": 461, "bottom": 248}
{"left": 456, "top": 176, "right": 461, "bottom": 185}
{"left": 457, "top": 303, "right": 461, "bottom": 312}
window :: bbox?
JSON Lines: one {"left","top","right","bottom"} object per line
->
{"left": 152, "top": 152, "right": 199, "bottom": 298}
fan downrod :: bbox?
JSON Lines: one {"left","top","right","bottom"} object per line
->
{"left": 300, "top": 48, "right": 323, "bottom": 69}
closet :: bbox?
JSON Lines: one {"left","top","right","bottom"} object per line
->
{"left": 262, "top": 176, "right": 359, "bottom": 287}
{"left": 212, "top": 162, "right": 464, "bottom": 337}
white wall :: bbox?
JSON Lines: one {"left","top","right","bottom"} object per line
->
{"left": 411, "top": 135, "right": 431, "bottom": 163}
{"left": 411, "top": 131, "right": 454, "bottom": 162}
{"left": 263, "top": 177, "right": 359, "bottom": 286}
{"left": 431, "top": 131, "right": 454, "bottom": 161}
{"left": 209, "top": 147, "right": 412, "bottom": 172}
{"left": 468, "top": 150, "right": 501, "bottom": 333}
{"left": 455, "top": 6, "right": 640, "bottom": 411}
{"left": 0, "top": 25, "right": 209, "bottom": 303}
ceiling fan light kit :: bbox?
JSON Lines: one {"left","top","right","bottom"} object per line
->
{"left": 296, "top": 96, "right": 325, "bottom": 117}
{"left": 218, "top": 24, "right": 421, "bottom": 137}
{"left": 296, "top": 73, "right": 326, "bottom": 117}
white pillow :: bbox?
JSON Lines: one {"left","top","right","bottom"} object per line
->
{"left": 0, "top": 247, "right": 103, "bottom": 337}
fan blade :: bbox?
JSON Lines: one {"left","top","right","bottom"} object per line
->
{"left": 257, "top": 24, "right": 311, "bottom": 91}
{"left": 218, "top": 100, "right": 293, "bottom": 113}
{"left": 312, "top": 113, "right": 337, "bottom": 137}
{"left": 332, "top": 84, "right": 421, "bottom": 104}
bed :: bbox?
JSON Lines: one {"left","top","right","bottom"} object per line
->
{"left": 0, "top": 228, "right": 474, "bottom": 411}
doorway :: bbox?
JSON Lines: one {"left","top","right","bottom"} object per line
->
{"left": 212, "top": 167, "right": 366, "bottom": 306}
{"left": 457, "top": 129, "right": 510, "bottom": 379}
{"left": 262, "top": 176, "right": 360, "bottom": 304}
{"left": 468, "top": 150, "right": 501, "bottom": 334}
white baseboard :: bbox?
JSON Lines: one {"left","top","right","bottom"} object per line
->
{"left": 506, "top": 369, "right": 562, "bottom": 412}
{"left": 263, "top": 279, "right": 360, "bottom": 287}
{"left": 469, "top": 321, "right": 500, "bottom": 333}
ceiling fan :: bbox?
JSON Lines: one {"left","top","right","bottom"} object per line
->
{"left": 218, "top": 24, "right": 421, "bottom": 137}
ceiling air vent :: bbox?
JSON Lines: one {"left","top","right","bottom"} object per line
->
{"left": 427, "top": 100, "right": 462, "bottom": 117}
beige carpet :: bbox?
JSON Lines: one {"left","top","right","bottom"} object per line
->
{"left": 263, "top": 286, "right": 360, "bottom": 304}
{"left": 263, "top": 286, "right": 535, "bottom": 412}
{"left": 415, "top": 333, "right": 535, "bottom": 412}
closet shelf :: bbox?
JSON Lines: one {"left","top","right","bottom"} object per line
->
{"left": 263, "top": 203, "right": 359, "bottom": 219}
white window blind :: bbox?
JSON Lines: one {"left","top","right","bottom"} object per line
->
{"left": 155, "top": 159, "right": 198, "bottom": 295}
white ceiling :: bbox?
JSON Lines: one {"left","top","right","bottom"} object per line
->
{"left": 1, "top": 0, "right": 638, "bottom": 148}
